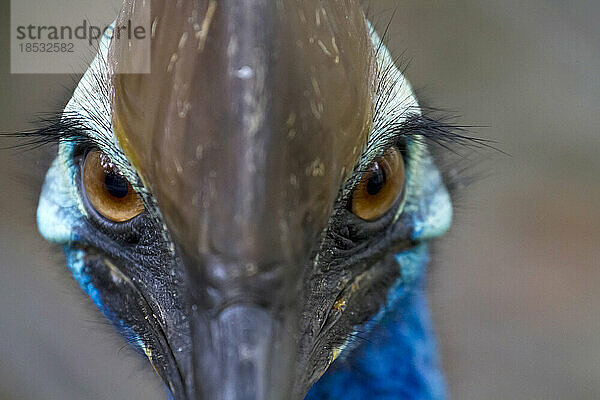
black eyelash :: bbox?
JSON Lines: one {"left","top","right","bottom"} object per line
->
{"left": 0, "top": 110, "right": 93, "bottom": 151}
{"left": 371, "top": 58, "right": 493, "bottom": 154}
{"left": 389, "top": 112, "right": 494, "bottom": 153}
{"left": 2, "top": 50, "right": 113, "bottom": 152}
{"left": 363, "top": 6, "right": 499, "bottom": 160}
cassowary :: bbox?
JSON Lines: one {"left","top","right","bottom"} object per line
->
{"left": 33, "top": 1, "right": 458, "bottom": 399}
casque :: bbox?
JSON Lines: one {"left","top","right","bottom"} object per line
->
{"left": 35, "top": 1, "right": 458, "bottom": 399}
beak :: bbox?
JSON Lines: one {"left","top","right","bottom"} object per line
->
{"left": 186, "top": 255, "right": 297, "bottom": 399}
{"left": 108, "top": 1, "right": 375, "bottom": 398}
{"left": 191, "top": 304, "right": 290, "bottom": 399}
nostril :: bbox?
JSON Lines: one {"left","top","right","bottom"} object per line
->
{"left": 176, "top": 249, "right": 304, "bottom": 399}
{"left": 183, "top": 251, "right": 294, "bottom": 312}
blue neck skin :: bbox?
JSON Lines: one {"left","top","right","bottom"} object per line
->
{"left": 307, "top": 247, "right": 446, "bottom": 400}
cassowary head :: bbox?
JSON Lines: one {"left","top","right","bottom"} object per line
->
{"left": 36, "top": 1, "right": 454, "bottom": 399}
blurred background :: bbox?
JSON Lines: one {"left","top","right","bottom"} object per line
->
{"left": 0, "top": 0, "right": 598, "bottom": 399}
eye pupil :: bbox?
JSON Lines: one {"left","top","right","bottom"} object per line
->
{"left": 104, "top": 172, "right": 130, "bottom": 198}
{"left": 83, "top": 150, "right": 145, "bottom": 222}
{"left": 366, "top": 162, "right": 386, "bottom": 196}
{"left": 350, "top": 147, "right": 405, "bottom": 221}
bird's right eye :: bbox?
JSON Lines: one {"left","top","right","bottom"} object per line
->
{"left": 350, "top": 146, "right": 406, "bottom": 221}
{"left": 82, "top": 149, "right": 145, "bottom": 222}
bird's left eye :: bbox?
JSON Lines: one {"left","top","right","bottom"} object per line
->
{"left": 82, "top": 150, "right": 145, "bottom": 222}
{"left": 350, "top": 147, "right": 406, "bottom": 221}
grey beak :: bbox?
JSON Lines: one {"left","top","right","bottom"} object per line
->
{"left": 190, "top": 302, "right": 293, "bottom": 400}
{"left": 183, "top": 250, "right": 300, "bottom": 400}
{"left": 108, "top": 1, "right": 375, "bottom": 398}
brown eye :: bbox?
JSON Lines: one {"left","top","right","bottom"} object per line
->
{"left": 82, "top": 150, "right": 144, "bottom": 222}
{"left": 350, "top": 147, "right": 405, "bottom": 221}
